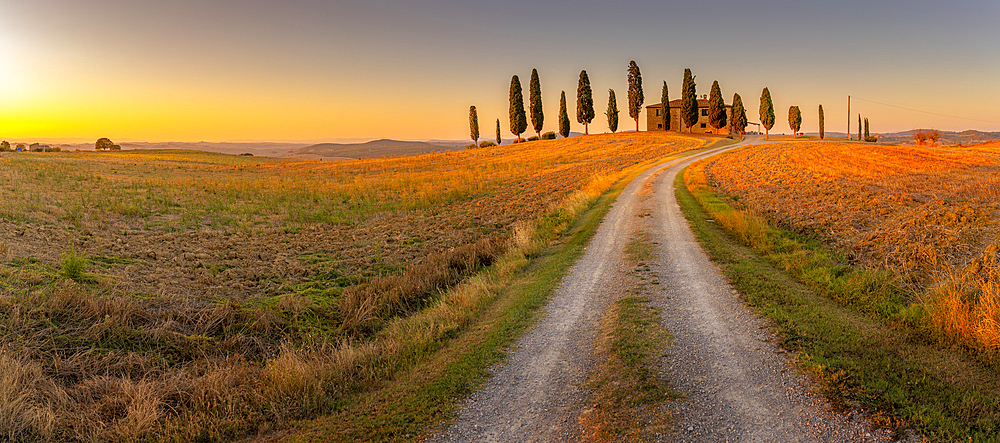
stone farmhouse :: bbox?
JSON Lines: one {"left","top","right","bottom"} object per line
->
{"left": 645, "top": 96, "right": 733, "bottom": 134}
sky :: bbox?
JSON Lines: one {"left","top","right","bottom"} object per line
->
{"left": 1, "top": 0, "right": 999, "bottom": 143}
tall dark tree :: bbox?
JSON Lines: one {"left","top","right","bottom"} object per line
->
{"left": 681, "top": 68, "right": 698, "bottom": 132}
{"left": 529, "top": 68, "right": 544, "bottom": 139}
{"left": 708, "top": 80, "right": 727, "bottom": 134}
{"left": 858, "top": 115, "right": 862, "bottom": 141}
{"left": 606, "top": 89, "right": 620, "bottom": 133}
{"left": 818, "top": 104, "right": 825, "bottom": 139}
{"left": 788, "top": 105, "right": 802, "bottom": 137}
{"left": 576, "top": 70, "right": 595, "bottom": 135}
{"left": 469, "top": 106, "right": 480, "bottom": 146}
{"left": 730, "top": 93, "right": 747, "bottom": 138}
{"left": 496, "top": 119, "right": 501, "bottom": 145}
{"left": 627, "top": 60, "right": 643, "bottom": 132}
{"left": 660, "top": 81, "right": 670, "bottom": 130}
{"left": 558, "top": 91, "right": 571, "bottom": 138}
{"left": 759, "top": 87, "right": 775, "bottom": 139}
{"left": 509, "top": 75, "right": 527, "bottom": 142}
{"left": 864, "top": 118, "right": 870, "bottom": 139}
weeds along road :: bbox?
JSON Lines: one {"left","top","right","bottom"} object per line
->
{"left": 430, "top": 137, "right": 896, "bottom": 443}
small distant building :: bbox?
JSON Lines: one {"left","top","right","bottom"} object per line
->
{"left": 646, "top": 96, "right": 733, "bottom": 134}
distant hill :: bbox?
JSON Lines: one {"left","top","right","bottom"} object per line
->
{"left": 295, "top": 139, "right": 463, "bottom": 159}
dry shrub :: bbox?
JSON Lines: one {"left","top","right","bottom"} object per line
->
{"left": 924, "top": 246, "right": 1000, "bottom": 351}
{"left": 0, "top": 350, "right": 70, "bottom": 442}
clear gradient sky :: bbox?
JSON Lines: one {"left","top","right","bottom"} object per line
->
{"left": 2, "top": 0, "right": 998, "bottom": 142}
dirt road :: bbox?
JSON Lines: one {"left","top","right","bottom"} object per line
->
{"left": 431, "top": 138, "right": 893, "bottom": 442}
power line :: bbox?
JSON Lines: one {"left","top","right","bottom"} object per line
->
{"left": 852, "top": 96, "right": 1000, "bottom": 125}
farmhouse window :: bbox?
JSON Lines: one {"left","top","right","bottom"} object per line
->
{"left": 656, "top": 108, "right": 661, "bottom": 116}
{"left": 701, "top": 109, "right": 709, "bottom": 116}
{"left": 658, "top": 123, "right": 663, "bottom": 129}
{"left": 700, "top": 123, "right": 707, "bottom": 128}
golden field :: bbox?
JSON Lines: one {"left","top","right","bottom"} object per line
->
{"left": 0, "top": 132, "right": 705, "bottom": 441}
{"left": 703, "top": 140, "right": 1000, "bottom": 351}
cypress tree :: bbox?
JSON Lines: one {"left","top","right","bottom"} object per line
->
{"left": 731, "top": 93, "right": 747, "bottom": 138}
{"left": 858, "top": 115, "right": 862, "bottom": 141}
{"left": 606, "top": 89, "right": 620, "bottom": 133}
{"left": 681, "top": 68, "right": 698, "bottom": 132}
{"left": 708, "top": 80, "right": 727, "bottom": 134}
{"left": 818, "top": 104, "right": 825, "bottom": 139}
{"left": 529, "top": 68, "right": 544, "bottom": 139}
{"left": 558, "top": 91, "right": 571, "bottom": 138}
{"left": 576, "top": 70, "right": 595, "bottom": 135}
{"left": 509, "top": 75, "right": 527, "bottom": 142}
{"left": 788, "top": 105, "right": 801, "bottom": 137}
{"left": 660, "top": 81, "right": 670, "bottom": 130}
{"left": 627, "top": 60, "right": 643, "bottom": 132}
{"left": 759, "top": 87, "right": 775, "bottom": 139}
{"left": 864, "top": 118, "right": 870, "bottom": 139}
{"left": 469, "top": 106, "right": 479, "bottom": 146}
{"left": 496, "top": 119, "right": 501, "bottom": 145}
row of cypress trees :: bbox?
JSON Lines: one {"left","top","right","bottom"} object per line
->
{"left": 473, "top": 63, "right": 807, "bottom": 144}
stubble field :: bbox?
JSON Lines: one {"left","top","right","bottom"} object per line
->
{"left": 703, "top": 140, "right": 1000, "bottom": 352}
{"left": 0, "top": 132, "right": 705, "bottom": 442}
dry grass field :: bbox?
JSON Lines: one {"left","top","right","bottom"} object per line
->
{"left": 703, "top": 140, "right": 1000, "bottom": 352}
{"left": 0, "top": 132, "right": 704, "bottom": 441}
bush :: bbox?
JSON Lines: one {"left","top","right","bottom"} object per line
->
{"left": 542, "top": 132, "right": 556, "bottom": 140}
{"left": 465, "top": 143, "right": 477, "bottom": 150}
{"left": 864, "top": 135, "right": 879, "bottom": 143}
{"left": 62, "top": 248, "right": 87, "bottom": 281}
{"left": 239, "top": 152, "right": 253, "bottom": 156}
{"left": 479, "top": 141, "right": 496, "bottom": 148}
{"left": 527, "top": 136, "right": 539, "bottom": 141}
{"left": 52, "top": 147, "right": 60, "bottom": 152}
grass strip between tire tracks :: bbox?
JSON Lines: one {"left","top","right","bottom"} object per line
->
{"left": 676, "top": 160, "right": 1000, "bottom": 442}
{"left": 284, "top": 146, "right": 714, "bottom": 442}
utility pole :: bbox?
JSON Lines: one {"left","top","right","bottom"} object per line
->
{"left": 847, "top": 95, "right": 851, "bottom": 141}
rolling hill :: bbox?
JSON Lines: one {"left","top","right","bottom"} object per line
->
{"left": 294, "top": 139, "right": 462, "bottom": 159}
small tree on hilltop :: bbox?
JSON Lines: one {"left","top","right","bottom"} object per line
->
{"left": 529, "top": 68, "right": 544, "bottom": 139}
{"left": 660, "top": 81, "right": 670, "bottom": 131}
{"left": 928, "top": 129, "right": 941, "bottom": 146}
{"left": 469, "top": 106, "right": 480, "bottom": 147}
{"left": 759, "top": 88, "right": 774, "bottom": 139}
{"left": 730, "top": 93, "right": 747, "bottom": 138}
{"left": 627, "top": 60, "right": 643, "bottom": 132}
{"left": 95, "top": 138, "right": 116, "bottom": 151}
{"left": 788, "top": 105, "right": 802, "bottom": 137}
{"left": 509, "top": 75, "right": 527, "bottom": 142}
{"left": 576, "top": 70, "right": 595, "bottom": 135}
{"left": 558, "top": 91, "right": 571, "bottom": 138}
{"left": 708, "top": 80, "right": 727, "bottom": 134}
{"left": 681, "top": 68, "right": 698, "bottom": 133}
{"left": 606, "top": 89, "right": 620, "bottom": 133}
{"left": 914, "top": 129, "right": 928, "bottom": 145}
{"left": 496, "top": 119, "right": 502, "bottom": 145}
{"left": 0, "top": 141, "right": 9, "bottom": 152}
{"left": 818, "top": 104, "right": 825, "bottom": 139}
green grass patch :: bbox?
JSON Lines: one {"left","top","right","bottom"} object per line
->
{"left": 676, "top": 163, "right": 1000, "bottom": 442}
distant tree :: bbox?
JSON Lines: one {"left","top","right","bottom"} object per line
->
{"left": 496, "top": 119, "right": 502, "bottom": 145}
{"left": 558, "top": 91, "right": 571, "bottom": 138}
{"left": 469, "top": 105, "right": 479, "bottom": 146}
{"left": 818, "top": 104, "right": 825, "bottom": 139}
{"left": 730, "top": 93, "right": 747, "bottom": 138}
{"left": 606, "top": 89, "right": 620, "bottom": 133}
{"left": 529, "top": 68, "right": 544, "bottom": 139}
{"left": 914, "top": 129, "right": 928, "bottom": 145}
{"left": 576, "top": 70, "right": 595, "bottom": 135}
{"left": 95, "top": 138, "right": 116, "bottom": 151}
{"left": 509, "top": 75, "right": 527, "bottom": 142}
{"left": 928, "top": 129, "right": 941, "bottom": 146}
{"left": 660, "top": 81, "right": 670, "bottom": 130}
{"left": 708, "top": 80, "right": 727, "bottom": 134}
{"left": 788, "top": 106, "right": 801, "bottom": 137}
{"left": 627, "top": 60, "right": 643, "bottom": 132}
{"left": 759, "top": 88, "right": 775, "bottom": 139}
{"left": 858, "top": 115, "right": 862, "bottom": 141}
{"left": 681, "top": 68, "right": 698, "bottom": 132}
{"left": 0, "top": 141, "right": 9, "bottom": 152}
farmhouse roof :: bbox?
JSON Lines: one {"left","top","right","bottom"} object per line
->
{"left": 645, "top": 99, "right": 729, "bottom": 108}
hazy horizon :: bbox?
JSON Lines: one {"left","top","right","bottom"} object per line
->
{"left": 2, "top": 0, "right": 998, "bottom": 142}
